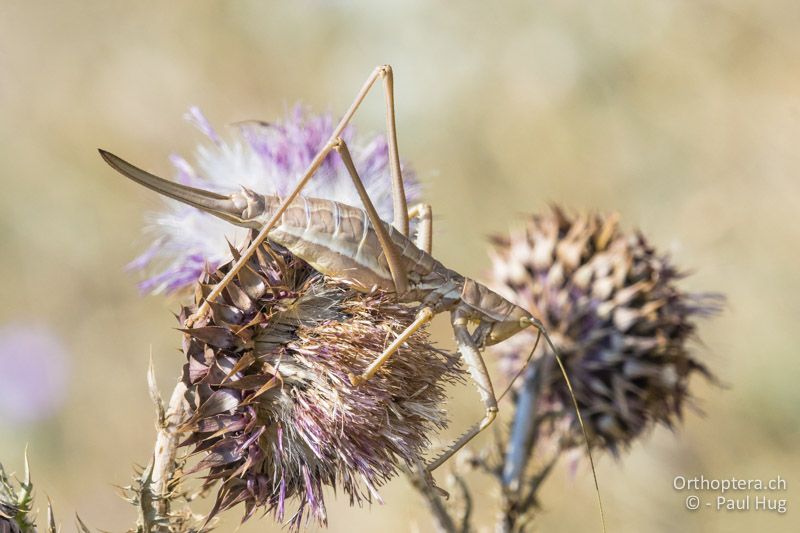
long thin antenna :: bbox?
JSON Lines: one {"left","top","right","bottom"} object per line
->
{"left": 529, "top": 319, "right": 607, "bottom": 533}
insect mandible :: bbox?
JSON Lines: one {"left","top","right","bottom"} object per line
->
{"left": 99, "top": 65, "right": 604, "bottom": 527}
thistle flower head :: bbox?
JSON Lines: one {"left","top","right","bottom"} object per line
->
{"left": 177, "top": 238, "right": 461, "bottom": 528}
{"left": 132, "top": 105, "right": 420, "bottom": 294}
{"left": 489, "top": 207, "right": 722, "bottom": 454}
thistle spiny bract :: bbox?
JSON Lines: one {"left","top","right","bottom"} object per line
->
{"left": 177, "top": 236, "right": 462, "bottom": 528}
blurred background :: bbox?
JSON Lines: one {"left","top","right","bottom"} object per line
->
{"left": 0, "top": 1, "right": 798, "bottom": 531}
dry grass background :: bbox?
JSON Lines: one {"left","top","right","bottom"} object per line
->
{"left": 0, "top": 1, "right": 798, "bottom": 531}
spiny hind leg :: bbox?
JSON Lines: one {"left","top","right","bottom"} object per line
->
{"left": 348, "top": 307, "right": 435, "bottom": 386}
{"left": 426, "top": 312, "right": 498, "bottom": 472}
{"left": 333, "top": 138, "right": 409, "bottom": 295}
{"left": 408, "top": 203, "right": 433, "bottom": 254}
{"left": 189, "top": 65, "right": 403, "bottom": 322}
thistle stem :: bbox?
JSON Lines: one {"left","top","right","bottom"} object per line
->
{"left": 151, "top": 379, "right": 188, "bottom": 506}
{"left": 501, "top": 360, "right": 541, "bottom": 490}
{"left": 498, "top": 359, "right": 546, "bottom": 533}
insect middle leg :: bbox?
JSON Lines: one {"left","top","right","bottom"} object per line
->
{"left": 346, "top": 202, "right": 434, "bottom": 386}
{"left": 319, "top": 139, "right": 436, "bottom": 384}
{"left": 426, "top": 309, "right": 499, "bottom": 472}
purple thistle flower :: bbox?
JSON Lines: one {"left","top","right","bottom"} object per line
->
{"left": 130, "top": 105, "right": 420, "bottom": 295}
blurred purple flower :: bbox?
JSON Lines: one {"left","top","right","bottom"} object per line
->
{"left": 131, "top": 105, "right": 420, "bottom": 295}
{"left": 0, "top": 324, "right": 69, "bottom": 424}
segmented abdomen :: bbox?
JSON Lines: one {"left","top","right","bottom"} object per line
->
{"left": 460, "top": 278, "right": 532, "bottom": 324}
{"left": 257, "top": 195, "right": 446, "bottom": 294}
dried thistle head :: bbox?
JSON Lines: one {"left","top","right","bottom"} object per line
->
{"left": 130, "top": 105, "right": 419, "bottom": 294}
{"left": 176, "top": 237, "right": 461, "bottom": 528}
{"left": 489, "top": 207, "right": 722, "bottom": 454}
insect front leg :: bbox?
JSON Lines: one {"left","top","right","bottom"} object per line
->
{"left": 426, "top": 311, "right": 499, "bottom": 472}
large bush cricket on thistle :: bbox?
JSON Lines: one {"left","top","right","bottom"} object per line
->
{"left": 99, "top": 65, "right": 605, "bottom": 529}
